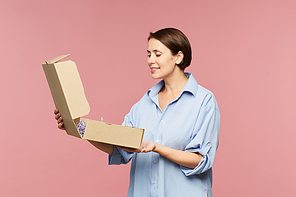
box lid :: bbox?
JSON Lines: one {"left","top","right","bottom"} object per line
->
{"left": 43, "top": 55, "right": 90, "bottom": 121}
{"left": 45, "top": 54, "right": 70, "bottom": 64}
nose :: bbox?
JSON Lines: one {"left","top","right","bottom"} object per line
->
{"left": 148, "top": 56, "right": 155, "bottom": 64}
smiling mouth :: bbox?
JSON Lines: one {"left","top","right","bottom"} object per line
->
{"left": 150, "top": 67, "right": 159, "bottom": 73}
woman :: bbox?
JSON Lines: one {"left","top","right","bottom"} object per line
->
{"left": 55, "top": 28, "right": 220, "bottom": 197}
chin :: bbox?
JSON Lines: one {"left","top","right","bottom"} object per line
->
{"left": 151, "top": 73, "right": 162, "bottom": 79}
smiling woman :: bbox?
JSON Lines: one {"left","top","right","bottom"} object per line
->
{"left": 54, "top": 27, "right": 220, "bottom": 197}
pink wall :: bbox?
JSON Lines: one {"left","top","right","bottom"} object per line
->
{"left": 1, "top": 0, "right": 295, "bottom": 196}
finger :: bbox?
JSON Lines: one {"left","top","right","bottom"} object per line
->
{"left": 54, "top": 109, "right": 59, "bottom": 114}
{"left": 55, "top": 113, "right": 61, "bottom": 120}
{"left": 57, "top": 117, "right": 63, "bottom": 123}
{"left": 58, "top": 122, "right": 65, "bottom": 130}
{"left": 141, "top": 148, "right": 150, "bottom": 153}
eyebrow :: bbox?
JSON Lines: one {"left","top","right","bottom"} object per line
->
{"left": 147, "top": 49, "right": 161, "bottom": 53}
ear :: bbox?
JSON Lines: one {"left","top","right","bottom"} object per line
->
{"left": 175, "top": 51, "right": 184, "bottom": 65}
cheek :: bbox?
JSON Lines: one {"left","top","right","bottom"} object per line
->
{"left": 164, "top": 58, "right": 176, "bottom": 67}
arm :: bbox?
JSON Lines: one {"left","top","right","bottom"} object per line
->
{"left": 119, "top": 141, "right": 202, "bottom": 169}
{"left": 144, "top": 141, "right": 202, "bottom": 169}
{"left": 54, "top": 109, "right": 114, "bottom": 155}
{"left": 88, "top": 140, "right": 114, "bottom": 155}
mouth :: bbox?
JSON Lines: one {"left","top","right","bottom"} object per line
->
{"left": 150, "top": 67, "right": 159, "bottom": 73}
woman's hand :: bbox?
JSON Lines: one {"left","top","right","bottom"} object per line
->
{"left": 54, "top": 109, "right": 65, "bottom": 130}
{"left": 141, "top": 141, "right": 157, "bottom": 153}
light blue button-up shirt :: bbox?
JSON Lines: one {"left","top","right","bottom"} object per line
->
{"left": 109, "top": 73, "right": 220, "bottom": 197}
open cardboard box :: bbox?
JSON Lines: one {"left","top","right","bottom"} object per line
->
{"left": 42, "top": 54, "right": 144, "bottom": 149}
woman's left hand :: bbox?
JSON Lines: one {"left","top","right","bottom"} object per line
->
{"left": 141, "top": 141, "right": 156, "bottom": 153}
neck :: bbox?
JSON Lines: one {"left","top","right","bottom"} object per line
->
{"left": 162, "top": 70, "right": 188, "bottom": 94}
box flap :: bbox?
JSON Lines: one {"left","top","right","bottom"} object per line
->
{"left": 54, "top": 60, "right": 90, "bottom": 119}
{"left": 45, "top": 54, "right": 70, "bottom": 64}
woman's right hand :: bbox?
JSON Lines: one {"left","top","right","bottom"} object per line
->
{"left": 54, "top": 109, "right": 65, "bottom": 130}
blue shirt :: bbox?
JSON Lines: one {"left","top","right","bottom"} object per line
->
{"left": 109, "top": 73, "right": 220, "bottom": 197}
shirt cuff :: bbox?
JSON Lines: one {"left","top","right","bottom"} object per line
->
{"left": 181, "top": 143, "right": 212, "bottom": 176}
{"left": 108, "top": 146, "right": 133, "bottom": 165}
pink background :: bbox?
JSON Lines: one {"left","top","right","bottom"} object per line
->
{"left": 1, "top": 0, "right": 296, "bottom": 196}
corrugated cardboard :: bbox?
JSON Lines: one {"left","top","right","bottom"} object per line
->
{"left": 42, "top": 55, "right": 144, "bottom": 149}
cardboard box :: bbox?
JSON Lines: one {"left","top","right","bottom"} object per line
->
{"left": 42, "top": 55, "right": 144, "bottom": 149}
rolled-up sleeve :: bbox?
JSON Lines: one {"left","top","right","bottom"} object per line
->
{"left": 109, "top": 146, "right": 134, "bottom": 165}
{"left": 181, "top": 104, "right": 220, "bottom": 176}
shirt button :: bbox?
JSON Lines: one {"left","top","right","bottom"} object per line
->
{"left": 156, "top": 140, "right": 159, "bottom": 143}
{"left": 161, "top": 120, "right": 164, "bottom": 123}
{"left": 154, "top": 160, "right": 157, "bottom": 164}
{"left": 152, "top": 181, "right": 156, "bottom": 184}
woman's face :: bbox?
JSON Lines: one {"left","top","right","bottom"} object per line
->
{"left": 147, "top": 38, "right": 181, "bottom": 80}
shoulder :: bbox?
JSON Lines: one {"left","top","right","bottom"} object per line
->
{"left": 196, "top": 84, "right": 219, "bottom": 112}
{"left": 187, "top": 73, "right": 219, "bottom": 111}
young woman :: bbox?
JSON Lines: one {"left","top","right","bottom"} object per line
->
{"left": 55, "top": 28, "right": 220, "bottom": 197}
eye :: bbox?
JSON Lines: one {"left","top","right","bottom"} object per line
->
{"left": 147, "top": 54, "right": 151, "bottom": 58}
{"left": 156, "top": 53, "right": 161, "bottom": 57}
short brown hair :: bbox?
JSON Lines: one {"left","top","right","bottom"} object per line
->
{"left": 148, "top": 28, "right": 192, "bottom": 70}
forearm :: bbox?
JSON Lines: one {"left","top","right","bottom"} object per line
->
{"left": 88, "top": 140, "right": 114, "bottom": 155}
{"left": 154, "top": 144, "right": 202, "bottom": 169}
{"left": 120, "top": 141, "right": 203, "bottom": 169}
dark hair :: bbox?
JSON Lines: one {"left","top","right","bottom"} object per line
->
{"left": 148, "top": 28, "right": 192, "bottom": 70}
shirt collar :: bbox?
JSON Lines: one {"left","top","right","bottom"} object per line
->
{"left": 183, "top": 72, "right": 198, "bottom": 97}
{"left": 147, "top": 72, "right": 198, "bottom": 98}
